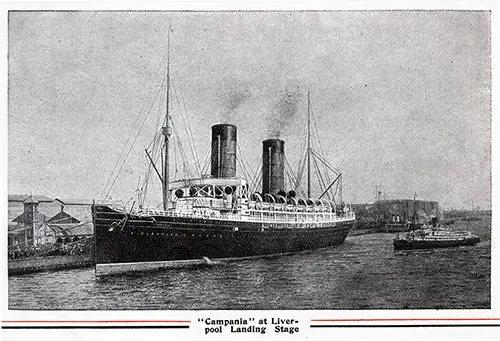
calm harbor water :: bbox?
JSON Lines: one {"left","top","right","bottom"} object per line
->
{"left": 8, "top": 221, "right": 490, "bottom": 310}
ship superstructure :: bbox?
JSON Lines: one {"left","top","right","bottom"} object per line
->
{"left": 93, "top": 123, "right": 355, "bottom": 275}
{"left": 92, "top": 29, "right": 355, "bottom": 275}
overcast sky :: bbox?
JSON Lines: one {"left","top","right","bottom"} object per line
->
{"left": 8, "top": 11, "right": 491, "bottom": 209}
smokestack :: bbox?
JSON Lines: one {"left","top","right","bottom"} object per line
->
{"left": 211, "top": 124, "right": 237, "bottom": 178}
{"left": 262, "top": 139, "right": 285, "bottom": 195}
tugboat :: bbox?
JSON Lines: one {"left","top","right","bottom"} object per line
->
{"left": 91, "top": 29, "right": 356, "bottom": 275}
{"left": 393, "top": 225, "right": 481, "bottom": 250}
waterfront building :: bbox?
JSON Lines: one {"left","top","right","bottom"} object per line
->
{"left": 8, "top": 194, "right": 94, "bottom": 249}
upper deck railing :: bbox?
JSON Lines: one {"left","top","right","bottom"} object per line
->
{"left": 117, "top": 204, "right": 356, "bottom": 226}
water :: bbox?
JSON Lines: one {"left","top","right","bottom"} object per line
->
{"left": 8, "top": 221, "right": 490, "bottom": 310}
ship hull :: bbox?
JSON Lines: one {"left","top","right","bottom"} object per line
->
{"left": 393, "top": 236, "right": 481, "bottom": 250}
{"left": 93, "top": 205, "right": 353, "bottom": 275}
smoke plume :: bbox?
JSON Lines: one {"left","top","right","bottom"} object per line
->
{"left": 269, "top": 86, "right": 303, "bottom": 137}
{"left": 217, "top": 80, "right": 252, "bottom": 121}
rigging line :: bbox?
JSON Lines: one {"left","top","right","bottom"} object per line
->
{"left": 312, "top": 154, "right": 328, "bottom": 199}
{"left": 173, "top": 122, "right": 191, "bottom": 179}
{"left": 310, "top": 148, "right": 341, "bottom": 175}
{"left": 236, "top": 153, "right": 251, "bottom": 183}
{"left": 339, "top": 176, "right": 343, "bottom": 202}
{"left": 250, "top": 165, "right": 262, "bottom": 194}
{"left": 249, "top": 159, "right": 261, "bottom": 192}
{"left": 235, "top": 145, "right": 248, "bottom": 179}
{"left": 146, "top": 76, "right": 167, "bottom": 151}
{"left": 144, "top": 131, "right": 160, "bottom": 184}
{"left": 143, "top": 154, "right": 161, "bottom": 208}
{"left": 310, "top": 106, "right": 333, "bottom": 187}
{"left": 295, "top": 152, "right": 305, "bottom": 188}
{"left": 175, "top": 124, "right": 189, "bottom": 179}
{"left": 144, "top": 131, "right": 161, "bottom": 189}
{"left": 248, "top": 158, "right": 259, "bottom": 193}
{"left": 333, "top": 180, "right": 339, "bottom": 202}
{"left": 313, "top": 155, "right": 330, "bottom": 199}
{"left": 295, "top": 130, "right": 306, "bottom": 184}
{"left": 284, "top": 167, "right": 303, "bottom": 197}
{"left": 295, "top": 117, "right": 309, "bottom": 189}
{"left": 99, "top": 58, "right": 167, "bottom": 202}
{"left": 171, "top": 125, "right": 178, "bottom": 179}
{"left": 240, "top": 146, "right": 255, "bottom": 184}
{"left": 311, "top": 104, "right": 328, "bottom": 161}
{"left": 242, "top": 146, "right": 258, "bottom": 183}
{"left": 112, "top": 187, "right": 140, "bottom": 205}
{"left": 143, "top": 128, "right": 163, "bottom": 199}
{"left": 201, "top": 145, "right": 211, "bottom": 175}
{"left": 174, "top": 72, "right": 202, "bottom": 176}
{"left": 148, "top": 78, "right": 167, "bottom": 150}
{"left": 298, "top": 109, "right": 308, "bottom": 161}
{"left": 295, "top": 152, "right": 307, "bottom": 190}
{"left": 244, "top": 156, "right": 256, "bottom": 185}
{"left": 101, "top": 79, "right": 165, "bottom": 202}
{"left": 287, "top": 165, "right": 297, "bottom": 191}
{"left": 102, "top": 80, "right": 166, "bottom": 201}
{"left": 237, "top": 144, "right": 256, "bottom": 183}
{"left": 144, "top": 128, "right": 162, "bottom": 201}
{"left": 285, "top": 166, "right": 305, "bottom": 198}
{"left": 285, "top": 155, "right": 306, "bottom": 198}
{"left": 319, "top": 173, "right": 342, "bottom": 201}
{"left": 170, "top": 121, "right": 179, "bottom": 179}
{"left": 142, "top": 170, "right": 151, "bottom": 205}
{"left": 283, "top": 155, "right": 298, "bottom": 186}
{"left": 145, "top": 149, "right": 163, "bottom": 183}
{"left": 170, "top": 84, "right": 194, "bottom": 178}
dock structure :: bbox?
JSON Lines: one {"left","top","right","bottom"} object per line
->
{"left": 351, "top": 199, "right": 440, "bottom": 231}
{"left": 8, "top": 253, "right": 94, "bottom": 275}
{"left": 8, "top": 194, "right": 97, "bottom": 275}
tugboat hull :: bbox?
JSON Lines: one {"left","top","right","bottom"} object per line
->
{"left": 393, "top": 236, "right": 481, "bottom": 250}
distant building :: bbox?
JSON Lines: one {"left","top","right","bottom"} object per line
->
{"left": 8, "top": 196, "right": 46, "bottom": 247}
{"left": 372, "top": 199, "right": 440, "bottom": 225}
{"left": 351, "top": 203, "right": 378, "bottom": 229}
{"left": 351, "top": 199, "right": 440, "bottom": 229}
{"left": 8, "top": 194, "right": 94, "bottom": 249}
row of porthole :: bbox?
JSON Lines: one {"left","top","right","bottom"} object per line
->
{"left": 130, "top": 231, "right": 224, "bottom": 238}
{"left": 126, "top": 231, "right": 336, "bottom": 239}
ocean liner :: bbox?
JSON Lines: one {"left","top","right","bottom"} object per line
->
{"left": 92, "top": 31, "right": 356, "bottom": 275}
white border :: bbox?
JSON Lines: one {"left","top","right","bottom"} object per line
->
{"left": 1, "top": 1, "right": 498, "bottom": 340}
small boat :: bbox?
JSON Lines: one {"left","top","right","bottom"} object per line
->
{"left": 393, "top": 227, "right": 480, "bottom": 250}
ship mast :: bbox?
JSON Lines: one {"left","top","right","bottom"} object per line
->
{"left": 162, "top": 26, "right": 172, "bottom": 211}
{"left": 307, "top": 90, "right": 311, "bottom": 198}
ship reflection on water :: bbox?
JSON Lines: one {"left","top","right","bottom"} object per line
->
{"left": 8, "top": 220, "right": 490, "bottom": 310}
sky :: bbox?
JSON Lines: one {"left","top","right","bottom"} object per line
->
{"left": 7, "top": 11, "right": 491, "bottom": 210}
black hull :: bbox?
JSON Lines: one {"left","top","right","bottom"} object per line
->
{"left": 92, "top": 205, "right": 354, "bottom": 274}
{"left": 393, "top": 237, "right": 481, "bottom": 250}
